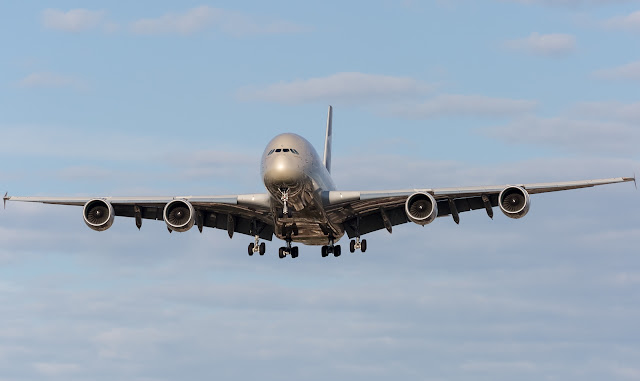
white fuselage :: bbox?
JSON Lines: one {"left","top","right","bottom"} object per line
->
{"left": 261, "top": 133, "right": 343, "bottom": 245}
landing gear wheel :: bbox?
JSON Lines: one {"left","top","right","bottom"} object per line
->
{"left": 248, "top": 243, "right": 254, "bottom": 256}
{"left": 333, "top": 245, "right": 341, "bottom": 257}
{"left": 361, "top": 239, "right": 367, "bottom": 253}
{"left": 321, "top": 246, "right": 328, "bottom": 258}
{"left": 350, "top": 240, "right": 356, "bottom": 253}
{"left": 278, "top": 247, "right": 285, "bottom": 259}
{"left": 259, "top": 242, "right": 266, "bottom": 255}
{"left": 291, "top": 247, "right": 299, "bottom": 258}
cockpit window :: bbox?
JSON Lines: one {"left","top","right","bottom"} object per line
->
{"left": 275, "top": 149, "right": 281, "bottom": 152}
{"left": 268, "top": 149, "right": 275, "bottom": 155}
{"left": 291, "top": 149, "right": 299, "bottom": 154}
{"left": 283, "top": 149, "right": 290, "bottom": 152}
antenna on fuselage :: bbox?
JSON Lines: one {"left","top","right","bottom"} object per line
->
{"left": 323, "top": 105, "right": 332, "bottom": 174}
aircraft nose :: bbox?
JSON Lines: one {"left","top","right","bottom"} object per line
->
{"left": 263, "top": 154, "right": 301, "bottom": 186}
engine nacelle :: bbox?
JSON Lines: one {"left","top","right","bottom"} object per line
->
{"left": 405, "top": 192, "right": 438, "bottom": 226}
{"left": 163, "top": 199, "right": 195, "bottom": 232}
{"left": 83, "top": 199, "right": 115, "bottom": 231}
{"left": 499, "top": 186, "right": 530, "bottom": 219}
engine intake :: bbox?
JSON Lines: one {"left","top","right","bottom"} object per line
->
{"left": 83, "top": 199, "right": 114, "bottom": 231}
{"left": 405, "top": 192, "right": 438, "bottom": 226}
{"left": 499, "top": 186, "right": 530, "bottom": 219}
{"left": 163, "top": 200, "right": 195, "bottom": 232}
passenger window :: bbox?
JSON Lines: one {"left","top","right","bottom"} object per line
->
{"left": 275, "top": 149, "right": 281, "bottom": 152}
{"left": 283, "top": 149, "right": 290, "bottom": 152}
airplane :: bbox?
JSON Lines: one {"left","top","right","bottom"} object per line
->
{"left": 3, "top": 106, "right": 636, "bottom": 259}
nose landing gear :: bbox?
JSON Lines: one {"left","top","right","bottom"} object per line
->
{"left": 278, "top": 188, "right": 292, "bottom": 218}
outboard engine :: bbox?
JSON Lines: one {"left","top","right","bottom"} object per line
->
{"left": 83, "top": 199, "right": 115, "bottom": 231}
{"left": 405, "top": 192, "right": 438, "bottom": 226}
{"left": 499, "top": 186, "right": 530, "bottom": 219}
{"left": 163, "top": 200, "right": 195, "bottom": 232}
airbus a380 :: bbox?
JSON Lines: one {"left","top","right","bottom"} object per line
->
{"left": 4, "top": 107, "right": 636, "bottom": 259}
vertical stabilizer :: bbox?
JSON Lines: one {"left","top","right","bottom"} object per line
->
{"left": 323, "top": 105, "right": 333, "bottom": 173}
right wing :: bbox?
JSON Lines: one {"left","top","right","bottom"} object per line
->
{"left": 324, "top": 177, "right": 635, "bottom": 238}
{"left": 4, "top": 193, "right": 276, "bottom": 240}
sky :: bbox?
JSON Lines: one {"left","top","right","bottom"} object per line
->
{"left": 0, "top": 0, "right": 639, "bottom": 380}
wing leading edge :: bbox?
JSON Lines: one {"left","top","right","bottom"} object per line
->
{"left": 325, "top": 176, "right": 635, "bottom": 238}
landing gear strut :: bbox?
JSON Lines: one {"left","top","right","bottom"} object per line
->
{"left": 248, "top": 235, "right": 266, "bottom": 256}
{"left": 321, "top": 237, "right": 341, "bottom": 258}
{"left": 279, "top": 188, "right": 292, "bottom": 218}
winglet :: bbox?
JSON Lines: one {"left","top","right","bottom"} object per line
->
{"left": 3, "top": 192, "right": 8, "bottom": 209}
{"left": 624, "top": 174, "right": 637, "bottom": 190}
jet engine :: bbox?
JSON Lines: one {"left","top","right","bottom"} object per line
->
{"left": 163, "top": 199, "right": 195, "bottom": 232}
{"left": 405, "top": 192, "right": 438, "bottom": 226}
{"left": 83, "top": 199, "right": 115, "bottom": 231}
{"left": 498, "top": 186, "right": 530, "bottom": 219}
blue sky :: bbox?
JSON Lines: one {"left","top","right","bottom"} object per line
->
{"left": 0, "top": 1, "right": 639, "bottom": 380}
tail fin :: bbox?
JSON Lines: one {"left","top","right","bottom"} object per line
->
{"left": 323, "top": 105, "right": 333, "bottom": 173}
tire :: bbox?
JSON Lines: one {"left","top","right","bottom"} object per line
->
{"left": 259, "top": 242, "right": 266, "bottom": 255}
{"left": 292, "top": 247, "right": 299, "bottom": 258}
{"left": 279, "top": 247, "right": 285, "bottom": 258}
{"left": 248, "top": 243, "right": 254, "bottom": 256}
{"left": 361, "top": 239, "right": 367, "bottom": 253}
{"left": 321, "top": 246, "right": 328, "bottom": 257}
{"left": 350, "top": 240, "right": 355, "bottom": 253}
{"left": 333, "top": 245, "right": 341, "bottom": 257}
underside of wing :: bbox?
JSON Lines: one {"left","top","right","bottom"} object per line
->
{"left": 4, "top": 194, "right": 276, "bottom": 240}
{"left": 325, "top": 176, "right": 634, "bottom": 238}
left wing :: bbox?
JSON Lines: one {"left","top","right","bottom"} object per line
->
{"left": 3, "top": 193, "right": 276, "bottom": 240}
{"left": 324, "top": 177, "right": 636, "bottom": 238}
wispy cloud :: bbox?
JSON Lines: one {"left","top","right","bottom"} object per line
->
{"left": 570, "top": 101, "right": 640, "bottom": 123}
{"left": 504, "top": 33, "right": 576, "bottom": 57}
{"left": 484, "top": 116, "right": 640, "bottom": 154}
{"left": 593, "top": 60, "right": 640, "bottom": 80}
{"left": 388, "top": 94, "right": 537, "bottom": 119}
{"left": 602, "top": 10, "right": 640, "bottom": 31}
{"left": 499, "top": 0, "right": 635, "bottom": 7}
{"left": 17, "top": 72, "right": 87, "bottom": 90}
{"left": 237, "top": 72, "right": 432, "bottom": 104}
{"left": 42, "top": 8, "right": 106, "bottom": 32}
{"left": 130, "top": 6, "right": 308, "bottom": 37}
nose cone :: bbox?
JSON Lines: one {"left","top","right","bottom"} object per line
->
{"left": 263, "top": 154, "right": 302, "bottom": 186}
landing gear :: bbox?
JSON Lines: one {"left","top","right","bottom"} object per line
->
{"left": 321, "top": 237, "right": 341, "bottom": 257}
{"left": 349, "top": 237, "right": 367, "bottom": 253}
{"left": 278, "top": 237, "right": 299, "bottom": 259}
{"left": 248, "top": 236, "right": 266, "bottom": 256}
{"left": 278, "top": 188, "right": 292, "bottom": 218}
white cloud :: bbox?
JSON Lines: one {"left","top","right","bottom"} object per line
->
{"left": 33, "top": 362, "right": 80, "bottom": 376}
{"left": 42, "top": 8, "right": 106, "bottom": 32}
{"left": 237, "top": 72, "right": 432, "bottom": 104}
{"left": 388, "top": 94, "right": 537, "bottom": 119}
{"left": 17, "top": 72, "right": 86, "bottom": 90}
{"left": 505, "top": 32, "right": 576, "bottom": 57}
{"left": 484, "top": 116, "right": 640, "bottom": 154}
{"left": 593, "top": 60, "right": 640, "bottom": 80}
{"left": 602, "top": 10, "right": 640, "bottom": 31}
{"left": 571, "top": 101, "right": 640, "bottom": 123}
{"left": 500, "top": 0, "right": 635, "bottom": 6}
{"left": 130, "top": 6, "right": 307, "bottom": 37}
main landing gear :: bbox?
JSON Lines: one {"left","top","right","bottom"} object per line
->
{"left": 321, "top": 237, "right": 341, "bottom": 258}
{"left": 248, "top": 235, "right": 266, "bottom": 256}
{"left": 349, "top": 237, "right": 367, "bottom": 253}
{"left": 279, "top": 241, "right": 299, "bottom": 259}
